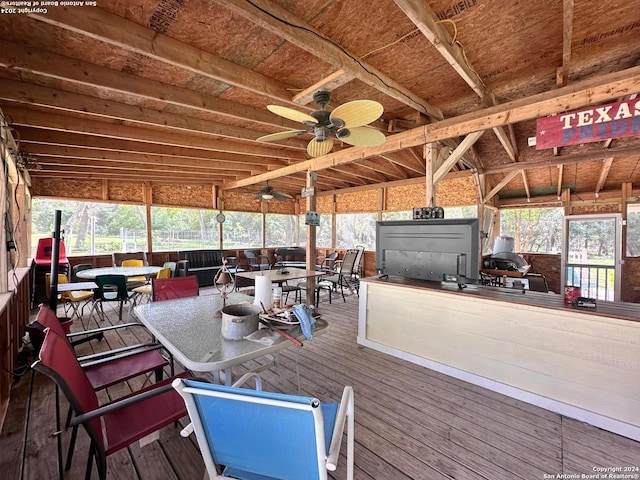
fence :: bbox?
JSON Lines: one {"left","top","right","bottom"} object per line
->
{"left": 566, "top": 263, "right": 616, "bottom": 301}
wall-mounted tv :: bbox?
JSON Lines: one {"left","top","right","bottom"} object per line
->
{"left": 375, "top": 218, "right": 480, "bottom": 286}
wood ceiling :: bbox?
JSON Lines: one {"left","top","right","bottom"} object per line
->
{"left": 1, "top": 0, "right": 639, "bottom": 204}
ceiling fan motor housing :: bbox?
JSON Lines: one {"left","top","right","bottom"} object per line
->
{"left": 312, "top": 89, "right": 331, "bottom": 107}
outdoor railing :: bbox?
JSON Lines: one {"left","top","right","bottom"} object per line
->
{"left": 566, "top": 263, "right": 616, "bottom": 301}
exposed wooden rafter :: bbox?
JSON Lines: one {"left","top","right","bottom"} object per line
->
{"left": 595, "top": 157, "right": 614, "bottom": 196}
{"left": 224, "top": 66, "right": 640, "bottom": 189}
{"left": 215, "top": 0, "right": 444, "bottom": 120}
{"left": 393, "top": 0, "right": 517, "bottom": 163}
{"left": 28, "top": 7, "right": 299, "bottom": 106}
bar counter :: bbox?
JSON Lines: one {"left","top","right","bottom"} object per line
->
{"left": 357, "top": 276, "right": 640, "bottom": 441}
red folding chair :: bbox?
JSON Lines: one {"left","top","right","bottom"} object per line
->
{"left": 32, "top": 327, "right": 188, "bottom": 480}
{"left": 152, "top": 275, "right": 199, "bottom": 301}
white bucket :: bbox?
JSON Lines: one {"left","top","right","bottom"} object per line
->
{"left": 221, "top": 304, "right": 260, "bottom": 340}
{"left": 493, "top": 235, "right": 515, "bottom": 253}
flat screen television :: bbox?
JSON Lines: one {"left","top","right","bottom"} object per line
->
{"left": 375, "top": 218, "right": 480, "bottom": 287}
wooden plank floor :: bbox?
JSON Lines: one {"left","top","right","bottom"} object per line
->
{"left": 2, "top": 288, "right": 639, "bottom": 479}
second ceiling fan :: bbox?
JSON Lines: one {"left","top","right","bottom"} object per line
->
{"left": 256, "top": 89, "right": 385, "bottom": 157}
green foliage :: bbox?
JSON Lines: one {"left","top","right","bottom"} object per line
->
{"left": 500, "top": 207, "right": 563, "bottom": 253}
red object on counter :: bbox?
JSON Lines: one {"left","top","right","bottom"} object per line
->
{"left": 564, "top": 286, "right": 581, "bottom": 304}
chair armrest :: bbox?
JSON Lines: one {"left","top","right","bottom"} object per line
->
{"left": 326, "top": 386, "right": 354, "bottom": 472}
{"left": 232, "top": 372, "right": 263, "bottom": 390}
{"left": 78, "top": 342, "right": 167, "bottom": 368}
{"left": 66, "top": 322, "right": 150, "bottom": 339}
{"left": 69, "top": 373, "right": 189, "bottom": 427}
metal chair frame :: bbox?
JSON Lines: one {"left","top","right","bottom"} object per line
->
{"left": 173, "top": 378, "right": 354, "bottom": 480}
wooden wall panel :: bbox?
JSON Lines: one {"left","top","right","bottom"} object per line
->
{"left": 32, "top": 178, "right": 104, "bottom": 201}
{"left": 152, "top": 184, "right": 213, "bottom": 208}
{"left": 315, "top": 195, "right": 334, "bottom": 215}
{"left": 335, "top": 189, "right": 378, "bottom": 213}
{"left": 386, "top": 183, "right": 424, "bottom": 210}
{"left": 571, "top": 203, "right": 621, "bottom": 215}
{"left": 436, "top": 176, "right": 477, "bottom": 206}
{"left": 522, "top": 253, "right": 562, "bottom": 294}
{"left": 265, "top": 199, "right": 296, "bottom": 214}
{"left": 222, "top": 191, "right": 261, "bottom": 212}
{"left": 622, "top": 258, "right": 640, "bottom": 303}
{"left": 108, "top": 181, "right": 143, "bottom": 203}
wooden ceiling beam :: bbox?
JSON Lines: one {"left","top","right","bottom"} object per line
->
{"left": 216, "top": 0, "right": 443, "bottom": 120}
{"left": 595, "top": 157, "right": 614, "bottom": 195}
{"left": 356, "top": 157, "right": 409, "bottom": 181}
{"left": 0, "top": 39, "right": 300, "bottom": 131}
{"left": 26, "top": 145, "right": 275, "bottom": 171}
{"left": 557, "top": 164, "right": 564, "bottom": 198}
{"left": 559, "top": 0, "right": 575, "bottom": 87}
{"left": 433, "top": 131, "right": 484, "bottom": 184}
{"left": 292, "top": 70, "right": 355, "bottom": 106}
{"left": 224, "top": 65, "right": 640, "bottom": 189}
{"left": 32, "top": 157, "right": 257, "bottom": 176}
{"left": 381, "top": 150, "right": 425, "bottom": 176}
{"left": 19, "top": 129, "right": 290, "bottom": 167}
{"left": 4, "top": 107, "right": 304, "bottom": 159}
{"left": 484, "top": 170, "right": 522, "bottom": 203}
{"left": 28, "top": 7, "right": 299, "bottom": 107}
{"left": 522, "top": 171, "right": 531, "bottom": 199}
{"left": 30, "top": 166, "right": 238, "bottom": 181}
{"left": 0, "top": 79, "right": 308, "bottom": 149}
{"left": 393, "top": 0, "right": 518, "bottom": 162}
{"left": 485, "top": 146, "right": 640, "bottom": 174}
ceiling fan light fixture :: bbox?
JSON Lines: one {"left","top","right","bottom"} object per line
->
{"left": 262, "top": 193, "right": 274, "bottom": 200}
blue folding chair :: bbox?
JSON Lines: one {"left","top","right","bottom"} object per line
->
{"left": 173, "top": 378, "right": 354, "bottom": 480}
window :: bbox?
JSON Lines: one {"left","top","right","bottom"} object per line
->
{"left": 151, "top": 206, "right": 219, "bottom": 252}
{"left": 31, "top": 198, "right": 147, "bottom": 256}
{"left": 500, "top": 207, "right": 563, "bottom": 253}
{"left": 297, "top": 214, "right": 332, "bottom": 247}
{"left": 223, "top": 211, "right": 262, "bottom": 248}
{"left": 265, "top": 214, "right": 297, "bottom": 247}
{"left": 382, "top": 210, "right": 412, "bottom": 221}
{"left": 336, "top": 213, "right": 377, "bottom": 250}
{"left": 626, "top": 204, "right": 640, "bottom": 256}
{"left": 443, "top": 205, "right": 477, "bottom": 218}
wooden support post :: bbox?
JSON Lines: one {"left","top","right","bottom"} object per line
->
{"left": 424, "top": 143, "right": 437, "bottom": 207}
{"left": 306, "top": 171, "right": 317, "bottom": 305}
{"left": 144, "top": 182, "right": 153, "bottom": 254}
{"left": 621, "top": 182, "right": 632, "bottom": 300}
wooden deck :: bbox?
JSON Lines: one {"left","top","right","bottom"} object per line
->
{"left": 1, "top": 289, "right": 639, "bottom": 479}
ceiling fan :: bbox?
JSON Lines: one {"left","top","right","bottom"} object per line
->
{"left": 254, "top": 181, "right": 293, "bottom": 201}
{"left": 256, "top": 89, "right": 385, "bottom": 157}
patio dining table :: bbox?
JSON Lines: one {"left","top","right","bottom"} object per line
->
{"left": 133, "top": 292, "right": 328, "bottom": 384}
{"left": 235, "top": 267, "right": 324, "bottom": 284}
{"left": 76, "top": 265, "right": 163, "bottom": 280}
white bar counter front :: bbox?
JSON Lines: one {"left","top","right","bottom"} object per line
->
{"left": 357, "top": 276, "right": 640, "bottom": 441}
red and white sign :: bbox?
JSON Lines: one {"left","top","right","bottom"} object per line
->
{"left": 535, "top": 98, "right": 640, "bottom": 150}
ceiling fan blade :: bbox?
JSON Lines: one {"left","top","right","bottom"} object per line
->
{"left": 307, "top": 137, "right": 334, "bottom": 157}
{"left": 272, "top": 190, "right": 293, "bottom": 200}
{"left": 338, "top": 126, "right": 386, "bottom": 147}
{"left": 267, "top": 105, "right": 318, "bottom": 124}
{"left": 330, "top": 100, "right": 383, "bottom": 128}
{"left": 254, "top": 192, "right": 264, "bottom": 201}
{"left": 256, "top": 130, "right": 306, "bottom": 142}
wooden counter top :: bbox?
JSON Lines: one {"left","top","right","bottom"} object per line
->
{"left": 363, "top": 275, "right": 640, "bottom": 323}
